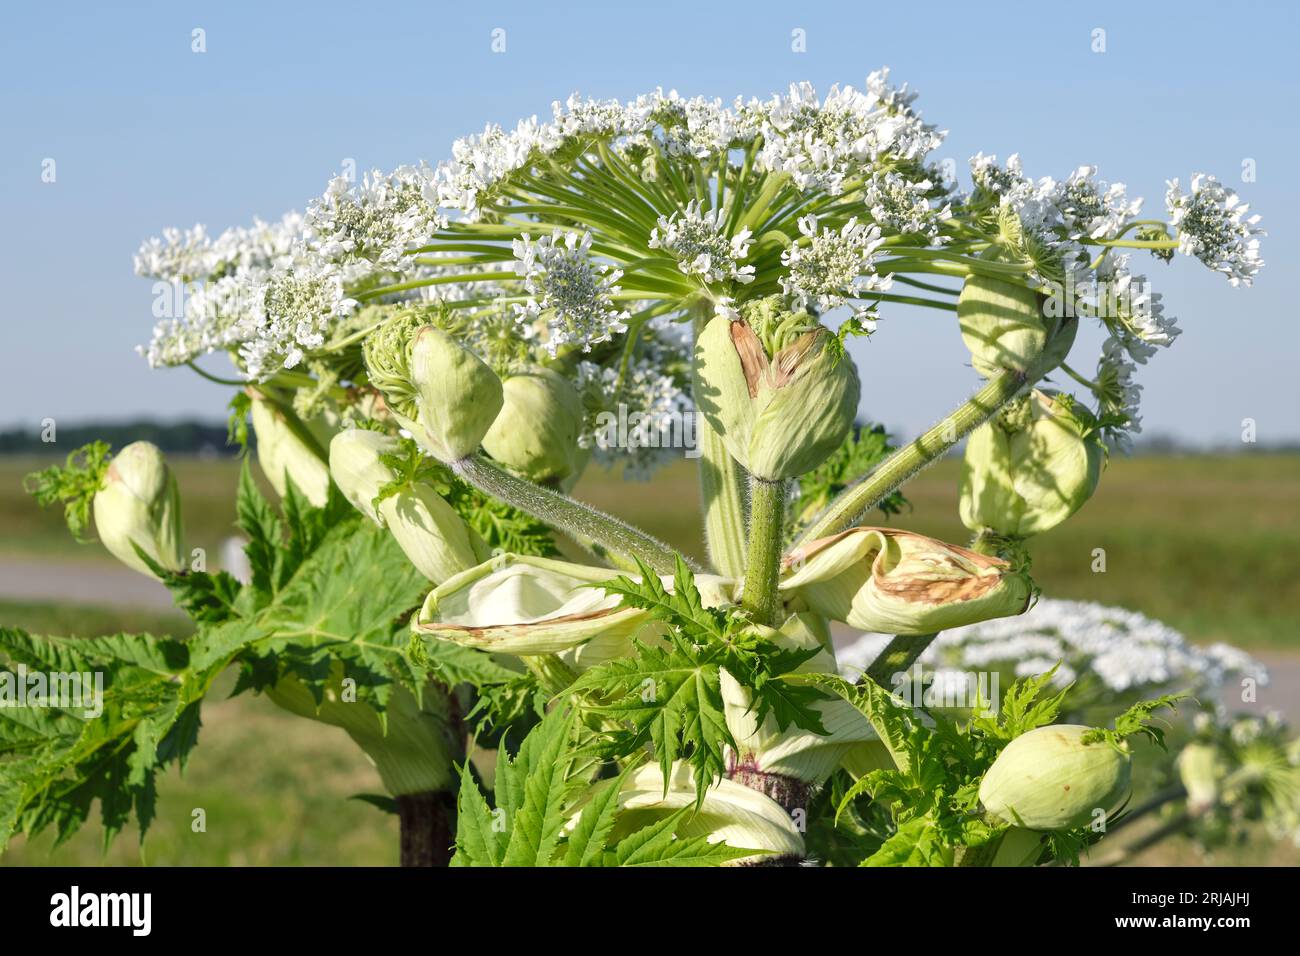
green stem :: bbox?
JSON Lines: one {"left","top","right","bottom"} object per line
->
{"left": 863, "top": 633, "right": 939, "bottom": 688}
{"left": 793, "top": 325, "right": 1074, "bottom": 548}
{"left": 450, "top": 453, "right": 687, "bottom": 574}
{"left": 521, "top": 654, "right": 580, "bottom": 696}
{"left": 741, "top": 477, "right": 786, "bottom": 626}
{"left": 957, "top": 832, "right": 1004, "bottom": 867}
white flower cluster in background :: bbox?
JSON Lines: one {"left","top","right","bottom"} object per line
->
{"left": 837, "top": 598, "right": 1266, "bottom": 701}
{"left": 576, "top": 316, "right": 693, "bottom": 480}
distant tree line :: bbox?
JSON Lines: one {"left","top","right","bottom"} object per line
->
{"left": 0, "top": 420, "right": 1293, "bottom": 457}
{"left": 0, "top": 420, "right": 239, "bottom": 456}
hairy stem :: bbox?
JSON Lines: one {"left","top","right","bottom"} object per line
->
{"left": 741, "top": 477, "right": 786, "bottom": 626}
{"left": 863, "top": 633, "right": 940, "bottom": 688}
{"left": 794, "top": 329, "right": 1073, "bottom": 548}
{"left": 451, "top": 453, "right": 688, "bottom": 574}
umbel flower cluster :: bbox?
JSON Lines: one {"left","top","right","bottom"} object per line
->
{"left": 8, "top": 70, "right": 1281, "bottom": 868}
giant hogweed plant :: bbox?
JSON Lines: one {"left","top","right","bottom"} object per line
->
{"left": 5, "top": 71, "right": 1278, "bottom": 866}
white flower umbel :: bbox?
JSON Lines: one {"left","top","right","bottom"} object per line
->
{"left": 838, "top": 598, "right": 1266, "bottom": 700}
{"left": 303, "top": 166, "right": 446, "bottom": 274}
{"left": 239, "top": 265, "right": 358, "bottom": 379}
{"left": 780, "top": 214, "right": 890, "bottom": 312}
{"left": 862, "top": 170, "right": 950, "bottom": 240}
{"left": 134, "top": 213, "right": 302, "bottom": 284}
{"left": 512, "top": 230, "right": 630, "bottom": 356}
{"left": 759, "top": 74, "right": 945, "bottom": 194}
{"left": 1166, "top": 174, "right": 1265, "bottom": 286}
{"left": 1093, "top": 255, "right": 1180, "bottom": 363}
{"left": 648, "top": 201, "right": 754, "bottom": 286}
{"left": 1094, "top": 335, "right": 1144, "bottom": 453}
{"left": 1052, "top": 166, "right": 1142, "bottom": 241}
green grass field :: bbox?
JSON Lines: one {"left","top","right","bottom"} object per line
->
{"left": 2, "top": 451, "right": 1297, "bottom": 865}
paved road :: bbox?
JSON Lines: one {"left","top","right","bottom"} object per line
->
{"left": 1, "top": 557, "right": 175, "bottom": 609}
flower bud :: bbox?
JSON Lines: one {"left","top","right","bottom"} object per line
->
{"left": 990, "top": 827, "right": 1048, "bottom": 867}
{"left": 328, "top": 429, "right": 482, "bottom": 583}
{"left": 249, "top": 389, "right": 332, "bottom": 507}
{"left": 568, "top": 761, "right": 805, "bottom": 865}
{"left": 692, "top": 298, "right": 859, "bottom": 480}
{"left": 481, "top": 367, "right": 584, "bottom": 483}
{"left": 412, "top": 554, "right": 645, "bottom": 655}
{"left": 721, "top": 614, "right": 875, "bottom": 785}
{"left": 1177, "top": 742, "right": 1224, "bottom": 815}
{"left": 92, "top": 441, "right": 184, "bottom": 578}
{"left": 957, "top": 275, "right": 1049, "bottom": 378}
{"left": 979, "top": 724, "right": 1131, "bottom": 830}
{"left": 780, "top": 527, "right": 1032, "bottom": 635}
{"left": 410, "top": 325, "right": 503, "bottom": 461}
{"left": 413, "top": 553, "right": 732, "bottom": 659}
{"left": 960, "top": 390, "right": 1105, "bottom": 537}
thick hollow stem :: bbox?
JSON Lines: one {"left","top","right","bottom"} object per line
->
{"left": 451, "top": 453, "right": 687, "bottom": 574}
{"left": 741, "top": 477, "right": 786, "bottom": 626}
{"left": 397, "top": 791, "right": 456, "bottom": 867}
{"left": 793, "top": 328, "right": 1073, "bottom": 549}
{"left": 863, "top": 633, "right": 940, "bottom": 688}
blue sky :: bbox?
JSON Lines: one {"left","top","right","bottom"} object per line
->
{"left": 2, "top": 0, "right": 1296, "bottom": 443}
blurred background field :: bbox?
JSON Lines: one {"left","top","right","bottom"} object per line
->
{"left": 2, "top": 449, "right": 1297, "bottom": 865}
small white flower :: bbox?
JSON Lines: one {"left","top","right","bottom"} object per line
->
{"left": 1053, "top": 166, "right": 1142, "bottom": 240}
{"left": 303, "top": 166, "right": 446, "bottom": 273}
{"left": 1095, "top": 336, "right": 1144, "bottom": 453}
{"left": 1166, "top": 174, "right": 1265, "bottom": 285}
{"left": 863, "top": 170, "right": 949, "bottom": 239}
{"left": 649, "top": 201, "right": 754, "bottom": 285}
{"left": 779, "top": 214, "right": 891, "bottom": 312}
{"left": 512, "top": 230, "right": 630, "bottom": 356}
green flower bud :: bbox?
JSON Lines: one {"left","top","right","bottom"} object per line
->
{"left": 979, "top": 724, "right": 1131, "bottom": 831}
{"left": 990, "top": 827, "right": 1048, "bottom": 867}
{"left": 692, "top": 298, "right": 859, "bottom": 480}
{"left": 411, "top": 326, "right": 503, "bottom": 462}
{"left": 248, "top": 388, "right": 332, "bottom": 507}
{"left": 960, "top": 389, "right": 1105, "bottom": 537}
{"left": 92, "top": 441, "right": 184, "bottom": 579}
{"left": 1177, "top": 742, "right": 1225, "bottom": 815}
{"left": 264, "top": 662, "right": 456, "bottom": 796}
{"left": 780, "top": 527, "right": 1032, "bottom": 634}
{"left": 328, "top": 429, "right": 483, "bottom": 584}
{"left": 481, "top": 366, "right": 584, "bottom": 483}
{"left": 957, "top": 274, "right": 1049, "bottom": 378}
{"left": 568, "top": 761, "right": 805, "bottom": 865}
